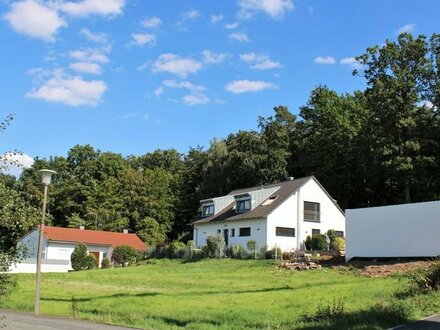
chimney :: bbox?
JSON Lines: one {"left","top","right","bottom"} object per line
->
{"left": 79, "top": 225, "right": 85, "bottom": 230}
{"left": 123, "top": 229, "right": 128, "bottom": 234}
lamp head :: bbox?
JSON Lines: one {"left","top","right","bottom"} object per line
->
{"left": 37, "top": 169, "right": 57, "bottom": 186}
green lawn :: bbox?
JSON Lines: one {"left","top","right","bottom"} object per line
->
{"left": 1, "top": 259, "right": 439, "bottom": 329}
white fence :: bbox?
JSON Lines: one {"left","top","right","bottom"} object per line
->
{"left": 346, "top": 200, "right": 440, "bottom": 261}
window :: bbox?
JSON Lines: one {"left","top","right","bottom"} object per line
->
{"left": 261, "top": 196, "right": 278, "bottom": 206}
{"left": 231, "top": 228, "right": 235, "bottom": 237}
{"left": 276, "top": 227, "right": 295, "bottom": 237}
{"left": 239, "top": 227, "right": 251, "bottom": 237}
{"left": 202, "top": 203, "right": 214, "bottom": 217}
{"left": 312, "top": 229, "right": 320, "bottom": 237}
{"left": 335, "top": 231, "right": 344, "bottom": 238}
{"left": 304, "top": 201, "right": 320, "bottom": 222}
{"left": 236, "top": 197, "right": 251, "bottom": 212}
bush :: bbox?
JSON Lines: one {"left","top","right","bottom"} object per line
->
{"left": 205, "top": 234, "right": 225, "bottom": 258}
{"left": 112, "top": 245, "right": 137, "bottom": 267}
{"left": 405, "top": 261, "right": 440, "bottom": 295}
{"left": 305, "top": 235, "right": 312, "bottom": 250}
{"left": 169, "top": 241, "right": 186, "bottom": 258}
{"left": 333, "top": 237, "right": 345, "bottom": 253}
{"left": 311, "top": 234, "right": 328, "bottom": 250}
{"left": 231, "top": 244, "right": 248, "bottom": 259}
{"left": 326, "top": 229, "right": 336, "bottom": 250}
{"left": 101, "top": 258, "right": 110, "bottom": 269}
{"left": 300, "top": 297, "right": 345, "bottom": 323}
{"left": 70, "top": 243, "right": 89, "bottom": 271}
{"left": 85, "top": 254, "right": 96, "bottom": 269}
{"left": 265, "top": 247, "right": 282, "bottom": 259}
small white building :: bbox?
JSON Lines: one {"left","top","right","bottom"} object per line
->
{"left": 9, "top": 226, "right": 147, "bottom": 273}
{"left": 346, "top": 201, "right": 440, "bottom": 261}
{"left": 192, "top": 176, "right": 345, "bottom": 252}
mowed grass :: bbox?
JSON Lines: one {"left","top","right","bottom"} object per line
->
{"left": 1, "top": 259, "right": 439, "bottom": 329}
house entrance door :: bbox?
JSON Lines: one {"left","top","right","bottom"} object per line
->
{"left": 89, "top": 251, "right": 100, "bottom": 268}
{"left": 223, "top": 229, "right": 229, "bottom": 246}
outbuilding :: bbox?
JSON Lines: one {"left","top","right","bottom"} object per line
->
{"left": 345, "top": 201, "right": 440, "bottom": 261}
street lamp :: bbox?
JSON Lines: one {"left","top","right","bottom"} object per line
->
{"left": 34, "top": 169, "right": 56, "bottom": 316}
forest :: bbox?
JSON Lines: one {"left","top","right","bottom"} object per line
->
{"left": 1, "top": 33, "right": 439, "bottom": 246}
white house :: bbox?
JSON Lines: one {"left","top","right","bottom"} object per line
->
{"left": 192, "top": 176, "right": 345, "bottom": 252}
{"left": 346, "top": 201, "right": 440, "bottom": 261}
{"left": 9, "top": 226, "right": 147, "bottom": 273}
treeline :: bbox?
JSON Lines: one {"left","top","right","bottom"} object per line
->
{"left": 2, "top": 33, "right": 440, "bottom": 244}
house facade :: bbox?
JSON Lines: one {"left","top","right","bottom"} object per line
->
{"left": 9, "top": 226, "right": 147, "bottom": 273}
{"left": 192, "top": 176, "right": 345, "bottom": 252}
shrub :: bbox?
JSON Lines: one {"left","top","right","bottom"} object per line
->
{"left": 169, "top": 241, "right": 186, "bottom": 258}
{"left": 305, "top": 235, "right": 312, "bottom": 250}
{"left": 101, "top": 258, "right": 110, "bottom": 269}
{"left": 265, "top": 247, "right": 282, "bottom": 259}
{"left": 112, "top": 245, "right": 137, "bottom": 267}
{"left": 70, "top": 243, "right": 88, "bottom": 271}
{"left": 326, "top": 229, "right": 336, "bottom": 250}
{"left": 300, "top": 297, "right": 345, "bottom": 323}
{"left": 311, "top": 234, "right": 328, "bottom": 250}
{"left": 405, "top": 261, "right": 440, "bottom": 295}
{"left": 231, "top": 244, "right": 247, "bottom": 259}
{"left": 333, "top": 237, "right": 345, "bottom": 253}
{"left": 185, "top": 240, "right": 196, "bottom": 259}
{"left": 205, "top": 234, "right": 225, "bottom": 258}
{"left": 85, "top": 254, "right": 96, "bottom": 270}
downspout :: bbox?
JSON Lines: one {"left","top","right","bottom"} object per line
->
{"left": 193, "top": 225, "right": 198, "bottom": 247}
{"left": 296, "top": 190, "right": 301, "bottom": 250}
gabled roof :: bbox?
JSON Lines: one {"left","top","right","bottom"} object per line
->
{"left": 43, "top": 226, "right": 147, "bottom": 251}
{"left": 193, "top": 176, "right": 325, "bottom": 224}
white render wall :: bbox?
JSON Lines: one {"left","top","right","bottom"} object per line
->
{"left": 8, "top": 259, "right": 71, "bottom": 273}
{"left": 346, "top": 201, "right": 440, "bottom": 261}
{"left": 194, "top": 218, "right": 267, "bottom": 249}
{"left": 297, "top": 179, "right": 345, "bottom": 249}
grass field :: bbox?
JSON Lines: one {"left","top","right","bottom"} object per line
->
{"left": 1, "top": 259, "right": 439, "bottom": 329}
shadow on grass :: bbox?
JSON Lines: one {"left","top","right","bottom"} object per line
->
{"left": 295, "top": 302, "right": 412, "bottom": 330}
{"left": 42, "top": 292, "right": 159, "bottom": 303}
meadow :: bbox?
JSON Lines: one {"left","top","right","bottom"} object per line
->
{"left": 1, "top": 259, "right": 439, "bottom": 329}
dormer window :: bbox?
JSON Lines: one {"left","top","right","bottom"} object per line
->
{"left": 202, "top": 203, "right": 214, "bottom": 217}
{"left": 236, "top": 195, "right": 251, "bottom": 213}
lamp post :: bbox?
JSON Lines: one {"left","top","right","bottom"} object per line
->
{"left": 34, "top": 169, "right": 56, "bottom": 316}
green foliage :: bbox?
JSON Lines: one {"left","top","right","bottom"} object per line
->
{"left": 136, "top": 217, "right": 166, "bottom": 247}
{"left": 300, "top": 297, "right": 345, "bottom": 323}
{"left": 405, "top": 262, "right": 440, "bottom": 295}
{"left": 169, "top": 241, "right": 186, "bottom": 258}
{"left": 333, "top": 237, "right": 345, "bottom": 252}
{"left": 231, "top": 244, "right": 247, "bottom": 259}
{"left": 101, "top": 258, "right": 110, "bottom": 269}
{"left": 85, "top": 254, "right": 97, "bottom": 270}
{"left": 66, "top": 213, "right": 86, "bottom": 229}
{"left": 265, "top": 247, "right": 282, "bottom": 259}
{"left": 326, "top": 229, "right": 336, "bottom": 250}
{"left": 112, "top": 246, "right": 137, "bottom": 267}
{"left": 205, "top": 235, "right": 225, "bottom": 258}
{"left": 70, "top": 244, "right": 89, "bottom": 271}
{"left": 305, "top": 235, "right": 313, "bottom": 251}
{"left": 311, "top": 234, "right": 328, "bottom": 250}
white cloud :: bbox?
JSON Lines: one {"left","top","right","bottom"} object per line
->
{"left": 340, "top": 57, "right": 362, "bottom": 69}
{"left": 229, "top": 32, "right": 250, "bottom": 42}
{"left": 152, "top": 54, "right": 202, "bottom": 78}
{"left": 69, "top": 62, "right": 102, "bottom": 75}
{"left": 61, "top": 0, "right": 125, "bottom": 17}
{"left": 3, "top": 0, "right": 66, "bottom": 42}
{"left": 0, "top": 152, "right": 34, "bottom": 177}
{"left": 418, "top": 100, "right": 433, "bottom": 109}
{"left": 161, "top": 80, "right": 210, "bottom": 105}
{"left": 226, "top": 79, "right": 277, "bottom": 93}
{"left": 314, "top": 56, "right": 336, "bottom": 64}
{"left": 225, "top": 22, "right": 239, "bottom": 29}
{"left": 237, "top": 0, "right": 294, "bottom": 19}
{"left": 26, "top": 69, "right": 106, "bottom": 106}
{"left": 240, "top": 52, "right": 281, "bottom": 70}
{"left": 181, "top": 10, "right": 200, "bottom": 20}
{"left": 397, "top": 23, "right": 416, "bottom": 34}
{"left": 79, "top": 28, "right": 108, "bottom": 43}
{"left": 141, "top": 17, "right": 162, "bottom": 28}
{"left": 201, "top": 50, "right": 230, "bottom": 64}
{"left": 68, "top": 49, "right": 109, "bottom": 64}
{"left": 154, "top": 86, "right": 164, "bottom": 97}
{"left": 210, "top": 14, "right": 223, "bottom": 24}
{"left": 132, "top": 33, "right": 156, "bottom": 46}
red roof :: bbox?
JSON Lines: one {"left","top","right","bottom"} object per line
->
{"left": 43, "top": 226, "right": 147, "bottom": 251}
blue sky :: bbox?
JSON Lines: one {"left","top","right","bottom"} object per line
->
{"left": 0, "top": 0, "right": 439, "bottom": 173}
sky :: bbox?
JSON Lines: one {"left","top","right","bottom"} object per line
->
{"left": 0, "top": 0, "right": 439, "bottom": 175}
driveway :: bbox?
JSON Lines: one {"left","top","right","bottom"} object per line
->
{"left": 0, "top": 310, "right": 140, "bottom": 330}
{"left": 390, "top": 314, "right": 440, "bottom": 330}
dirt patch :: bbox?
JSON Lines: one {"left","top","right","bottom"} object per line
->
{"left": 334, "top": 260, "right": 436, "bottom": 277}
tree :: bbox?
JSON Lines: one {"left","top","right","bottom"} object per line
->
{"left": 112, "top": 245, "right": 137, "bottom": 266}
{"left": 70, "top": 243, "right": 89, "bottom": 271}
